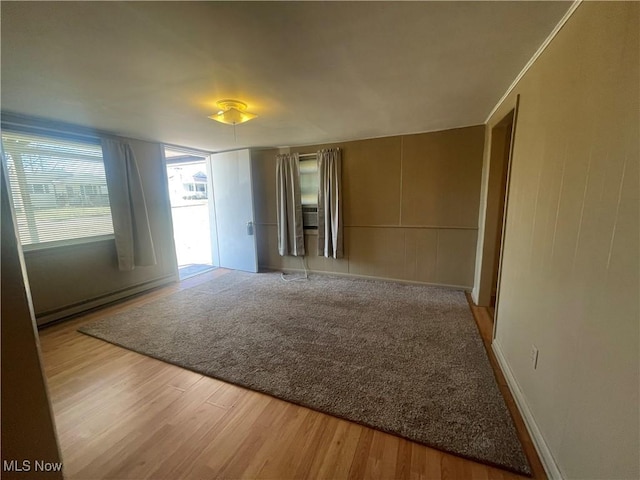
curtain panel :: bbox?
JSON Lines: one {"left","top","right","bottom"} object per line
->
{"left": 317, "top": 148, "right": 343, "bottom": 258}
{"left": 276, "top": 152, "right": 305, "bottom": 256}
{"left": 102, "top": 138, "right": 156, "bottom": 271}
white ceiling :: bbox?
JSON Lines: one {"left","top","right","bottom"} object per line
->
{"left": 1, "top": 1, "right": 571, "bottom": 152}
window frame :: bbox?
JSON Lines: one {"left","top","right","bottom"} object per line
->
{"left": 1, "top": 127, "right": 116, "bottom": 251}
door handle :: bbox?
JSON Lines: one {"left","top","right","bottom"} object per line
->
{"left": 246, "top": 221, "right": 254, "bottom": 236}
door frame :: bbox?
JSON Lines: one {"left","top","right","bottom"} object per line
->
{"left": 205, "top": 153, "right": 221, "bottom": 267}
{"left": 472, "top": 95, "right": 520, "bottom": 338}
{"left": 163, "top": 144, "right": 219, "bottom": 278}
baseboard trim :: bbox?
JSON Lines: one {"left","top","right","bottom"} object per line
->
{"left": 470, "top": 288, "right": 480, "bottom": 305}
{"left": 36, "top": 274, "right": 177, "bottom": 326}
{"left": 260, "top": 265, "right": 472, "bottom": 291}
{"left": 492, "top": 340, "right": 564, "bottom": 480}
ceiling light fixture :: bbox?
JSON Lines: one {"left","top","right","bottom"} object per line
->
{"left": 208, "top": 99, "right": 257, "bottom": 125}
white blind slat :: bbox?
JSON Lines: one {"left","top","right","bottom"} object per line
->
{"left": 2, "top": 130, "right": 114, "bottom": 247}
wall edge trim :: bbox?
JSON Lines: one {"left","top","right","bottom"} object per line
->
{"left": 484, "top": 0, "right": 583, "bottom": 123}
{"left": 492, "top": 340, "right": 565, "bottom": 480}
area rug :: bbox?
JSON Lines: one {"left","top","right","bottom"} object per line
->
{"left": 79, "top": 271, "right": 531, "bottom": 475}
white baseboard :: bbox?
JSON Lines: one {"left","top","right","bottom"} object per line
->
{"left": 492, "top": 340, "right": 564, "bottom": 480}
{"left": 471, "top": 288, "right": 480, "bottom": 305}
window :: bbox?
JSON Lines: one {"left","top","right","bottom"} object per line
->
{"left": 299, "top": 155, "right": 318, "bottom": 229}
{"left": 1, "top": 130, "right": 114, "bottom": 248}
{"left": 28, "top": 184, "right": 51, "bottom": 194}
{"left": 80, "top": 184, "right": 97, "bottom": 196}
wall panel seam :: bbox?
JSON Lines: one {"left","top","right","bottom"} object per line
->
{"left": 399, "top": 135, "right": 404, "bottom": 225}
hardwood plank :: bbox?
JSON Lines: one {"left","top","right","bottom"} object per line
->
{"left": 214, "top": 401, "right": 300, "bottom": 478}
{"left": 470, "top": 461, "right": 491, "bottom": 480}
{"left": 395, "top": 439, "right": 413, "bottom": 480}
{"left": 292, "top": 413, "right": 335, "bottom": 478}
{"left": 409, "top": 442, "right": 427, "bottom": 480}
{"left": 424, "top": 448, "right": 444, "bottom": 480}
{"left": 241, "top": 405, "right": 312, "bottom": 478}
{"left": 205, "top": 380, "right": 246, "bottom": 408}
{"left": 311, "top": 420, "right": 363, "bottom": 480}
{"left": 143, "top": 403, "right": 229, "bottom": 479}
{"left": 167, "top": 369, "right": 204, "bottom": 391}
{"left": 361, "top": 430, "right": 399, "bottom": 479}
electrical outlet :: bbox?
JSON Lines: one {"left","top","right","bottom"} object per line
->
{"left": 530, "top": 345, "right": 539, "bottom": 369}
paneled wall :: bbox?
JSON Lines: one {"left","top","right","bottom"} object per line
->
{"left": 484, "top": 2, "right": 639, "bottom": 478}
{"left": 252, "top": 125, "right": 485, "bottom": 288}
{"left": 24, "top": 137, "right": 177, "bottom": 324}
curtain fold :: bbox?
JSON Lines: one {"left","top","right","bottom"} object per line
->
{"left": 317, "top": 148, "right": 343, "bottom": 258}
{"left": 276, "top": 153, "right": 305, "bottom": 256}
{"left": 102, "top": 138, "right": 156, "bottom": 271}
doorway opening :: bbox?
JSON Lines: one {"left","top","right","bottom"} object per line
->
{"left": 165, "top": 147, "right": 218, "bottom": 280}
{"left": 488, "top": 111, "right": 515, "bottom": 319}
{"left": 474, "top": 101, "right": 518, "bottom": 332}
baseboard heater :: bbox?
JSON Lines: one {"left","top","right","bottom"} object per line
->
{"left": 36, "top": 274, "right": 176, "bottom": 327}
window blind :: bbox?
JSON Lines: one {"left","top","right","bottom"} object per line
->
{"left": 1, "top": 130, "right": 114, "bottom": 247}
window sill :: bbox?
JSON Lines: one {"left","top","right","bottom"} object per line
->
{"left": 22, "top": 235, "right": 115, "bottom": 255}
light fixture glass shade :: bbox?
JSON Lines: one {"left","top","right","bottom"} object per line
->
{"left": 208, "top": 100, "right": 257, "bottom": 125}
{"left": 208, "top": 108, "right": 257, "bottom": 125}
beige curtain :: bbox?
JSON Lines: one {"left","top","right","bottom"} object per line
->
{"left": 276, "top": 153, "right": 305, "bottom": 256}
{"left": 102, "top": 138, "right": 156, "bottom": 271}
{"left": 317, "top": 148, "right": 343, "bottom": 258}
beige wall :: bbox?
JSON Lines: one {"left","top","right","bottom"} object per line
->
{"left": 482, "top": 2, "right": 639, "bottom": 478}
{"left": 252, "top": 126, "right": 485, "bottom": 288}
{"left": 24, "top": 137, "right": 178, "bottom": 324}
{"left": 1, "top": 163, "right": 63, "bottom": 478}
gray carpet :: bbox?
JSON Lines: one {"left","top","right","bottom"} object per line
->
{"left": 79, "top": 271, "right": 531, "bottom": 475}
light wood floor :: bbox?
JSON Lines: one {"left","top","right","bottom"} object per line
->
{"left": 39, "top": 270, "right": 546, "bottom": 480}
